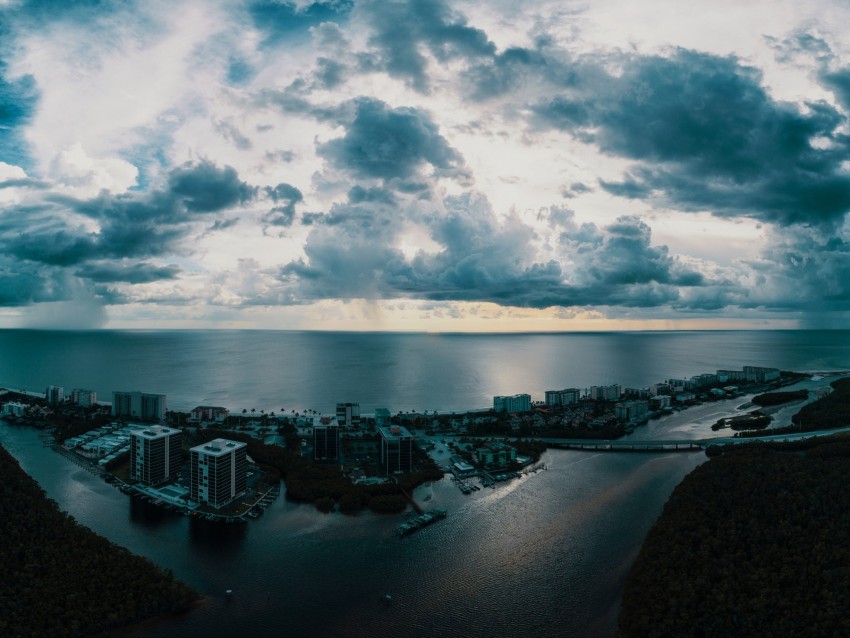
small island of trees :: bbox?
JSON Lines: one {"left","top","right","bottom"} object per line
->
{"left": 0, "top": 444, "right": 199, "bottom": 637}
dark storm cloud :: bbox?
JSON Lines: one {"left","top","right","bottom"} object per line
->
{"left": 752, "top": 227, "right": 850, "bottom": 310}
{"left": 0, "top": 61, "right": 39, "bottom": 168}
{"left": 75, "top": 262, "right": 182, "bottom": 284}
{"left": 2, "top": 160, "right": 256, "bottom": 275}
{"left": 534, "top": 48, "right": 850, "bottom": 226}
{"left": 317, "top": 98, "right": 463, "bottom": 180}
{"left": 278, "top": 193, "right": 708, "bottom": 310}
{"left": 167, "top": 160, "right": 256, "bottom": 212}
{"left": 360, "top": 0, "right": 495, "bottom": 93}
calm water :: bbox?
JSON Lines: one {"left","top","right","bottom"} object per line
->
{"left": 0, "top": 329, "right": 848, "bottom": 412}
{"left": 1, "top": 330, "right": 849, "bottom": 637}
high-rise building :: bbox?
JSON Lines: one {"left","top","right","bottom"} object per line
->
{"left": 130, "top": 426, "right": 182, "bottom": 486}
{"left": 379, "top": 425, "right": 413, "bottom": 474}
{"left": 314, "top": 423, "right": 339, "bottom": 461}
{"left": 336, "top": 402, "right": 361, "bottom": 429}
{"left": 189, "top": 438, "right": 247, "bottom": 508}
{"left": 493, "top": 394, "right": 532, "bottom": 413}
{"left": 71, "top": 389, "right": 97, "bottom": 407}
{"left": 589, "top": 384, "right": 622, "bottom": 402}
{"left": 112, "top": 391, "right": 167, "bottom": 421}
{"left": 45, "top": 386, "right": 64, "bottom": 405}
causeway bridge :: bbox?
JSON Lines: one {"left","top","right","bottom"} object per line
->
{"left": 537, "top": 426, "right": 850, "bottom": 453}
{"left": 543, "top": 439, "right": 704, "bottom": 452}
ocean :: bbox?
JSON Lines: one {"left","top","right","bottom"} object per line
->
{"left": 1, "top": 330, "right": 848, "bottom": 637}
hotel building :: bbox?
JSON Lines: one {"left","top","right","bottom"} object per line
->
{"left": 130, "top": 426, "right": 182, "bottom": 486}
{"left": 189, "top": 438, "right": 247, "bottom": 508}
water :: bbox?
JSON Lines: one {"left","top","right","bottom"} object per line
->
{"left": 1, "top": 330, "right": 849, "bottom": 637}
{"left": 0, "top": 330, "right": 848, "bottom": 413}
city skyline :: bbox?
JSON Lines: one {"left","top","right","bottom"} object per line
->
{"left": 2, "top": 0, "right": 850, "bottom": 331}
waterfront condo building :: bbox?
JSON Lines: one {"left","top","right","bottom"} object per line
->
{"left": 336, "top": 402, "right": 361, "bottom": 429}
{"left": 45, "top": 386, "right": 64, "bottom": 405}
{"left": 314, "top": 423, "right": 340, "bottom": 461}
{"left": 544, "top": 388, "right": 581, "bottom": 407}
{"left": 71, "top": 388, "right": 97, "bottom": 407}
{"left": 130, "top": 426, "right": 182, "bottom": 486}
{"left": 493, "top": 394, "right": 532, "bottom": 413}
{"left": 379, "top": 425, "right": 413, "bottom": 474}
{"left": 112, "top": 391, "right": 167, "bottom": 421}
{"left": 189, "top": 438, "right": 247, "bottom": 508}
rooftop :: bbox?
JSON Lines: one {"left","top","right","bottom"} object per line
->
{"left": 190, "top": 437, "right": 246, "bottom": 456}
{"left": 134, "top": 426, "right": 180, "bottom": 440}
{"left": 378, "top": 425, "right": 413, "bottom": 439}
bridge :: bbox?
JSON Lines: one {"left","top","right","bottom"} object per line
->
{"left": 538, "top": 426, "right": 850, "bottom": 453}
{"left": 543, "top": 439, "right": 704, "bottom": 452}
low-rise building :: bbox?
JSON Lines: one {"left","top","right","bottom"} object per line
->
{"left": 650, "top": 395, "right": 672, "bottom": 410}
{"left": 1, "top": 401, "right": 26, "bottom": 417}
{"left": 473, "top": 441, "right": 517, "bottom": 468}
{"left": 189, "top": 406, "right": 230, "bottom": 423}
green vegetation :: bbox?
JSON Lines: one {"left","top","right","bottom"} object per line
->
{"left": 191, "top": 429, "right": 442, "bottom": 514}
{"left": 0, "top": 444, "right": 198, "bottom": 638}
{"left": 620, "top": 440, "right": 850, "bottom": 637}
{"left": 751, "top": 389, "right": 808, "bottom": 406}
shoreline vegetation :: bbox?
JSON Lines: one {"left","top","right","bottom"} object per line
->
{"left": 620, "top": 378, "right": 850, "bottom": 636}
{"left": 0, "top": 443, "right": 200, "bottom": 638}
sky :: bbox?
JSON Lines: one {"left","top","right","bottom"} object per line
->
{"left": 2, "top": 0, "right": 850, "bottom": 331}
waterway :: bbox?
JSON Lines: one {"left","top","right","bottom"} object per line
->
{"left": 2, "top": 421, "right": 703, "bottom": 637}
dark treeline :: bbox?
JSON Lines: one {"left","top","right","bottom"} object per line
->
{"left": 0, "top": 444, "right": 198, "bottom": 638}
{"left": 792, "top": 377, "right": 850, "bottom": 430}
{"left": 619, "top": 439, "right": 850, "bottom": 637}
{"left": 751, "top": 389, "right": 808, "bottom": 406}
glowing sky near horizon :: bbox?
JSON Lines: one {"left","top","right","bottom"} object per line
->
{"left": 2, "top": 0, "right": 850, "bottom": 331}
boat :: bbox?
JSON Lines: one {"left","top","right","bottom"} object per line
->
{"left": 395, "top": 509, "right": 447, "bottom": 536}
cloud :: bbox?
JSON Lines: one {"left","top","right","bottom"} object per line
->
{"left": 317, "top": 98, "right": 464, "bottom": 181}
{"left": 263, "top": 182, "right": 303, "bottom": 227}
{"left": 278, "top": 191, "right": 711, "bottom": 310}
{"left": 74, "top": 262, "right": 182, "bottom": 284}
{"left": 534, "top": 48, "right": 850, "bottom": 226}
{"left": 167, "top": 160, "right": 255, "bottom": 212}
{"left": 359, "top": 0, "right": 495, "bottom": 93}
{"left": 0, "top": 60, "right": 38, "bottom": 167}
